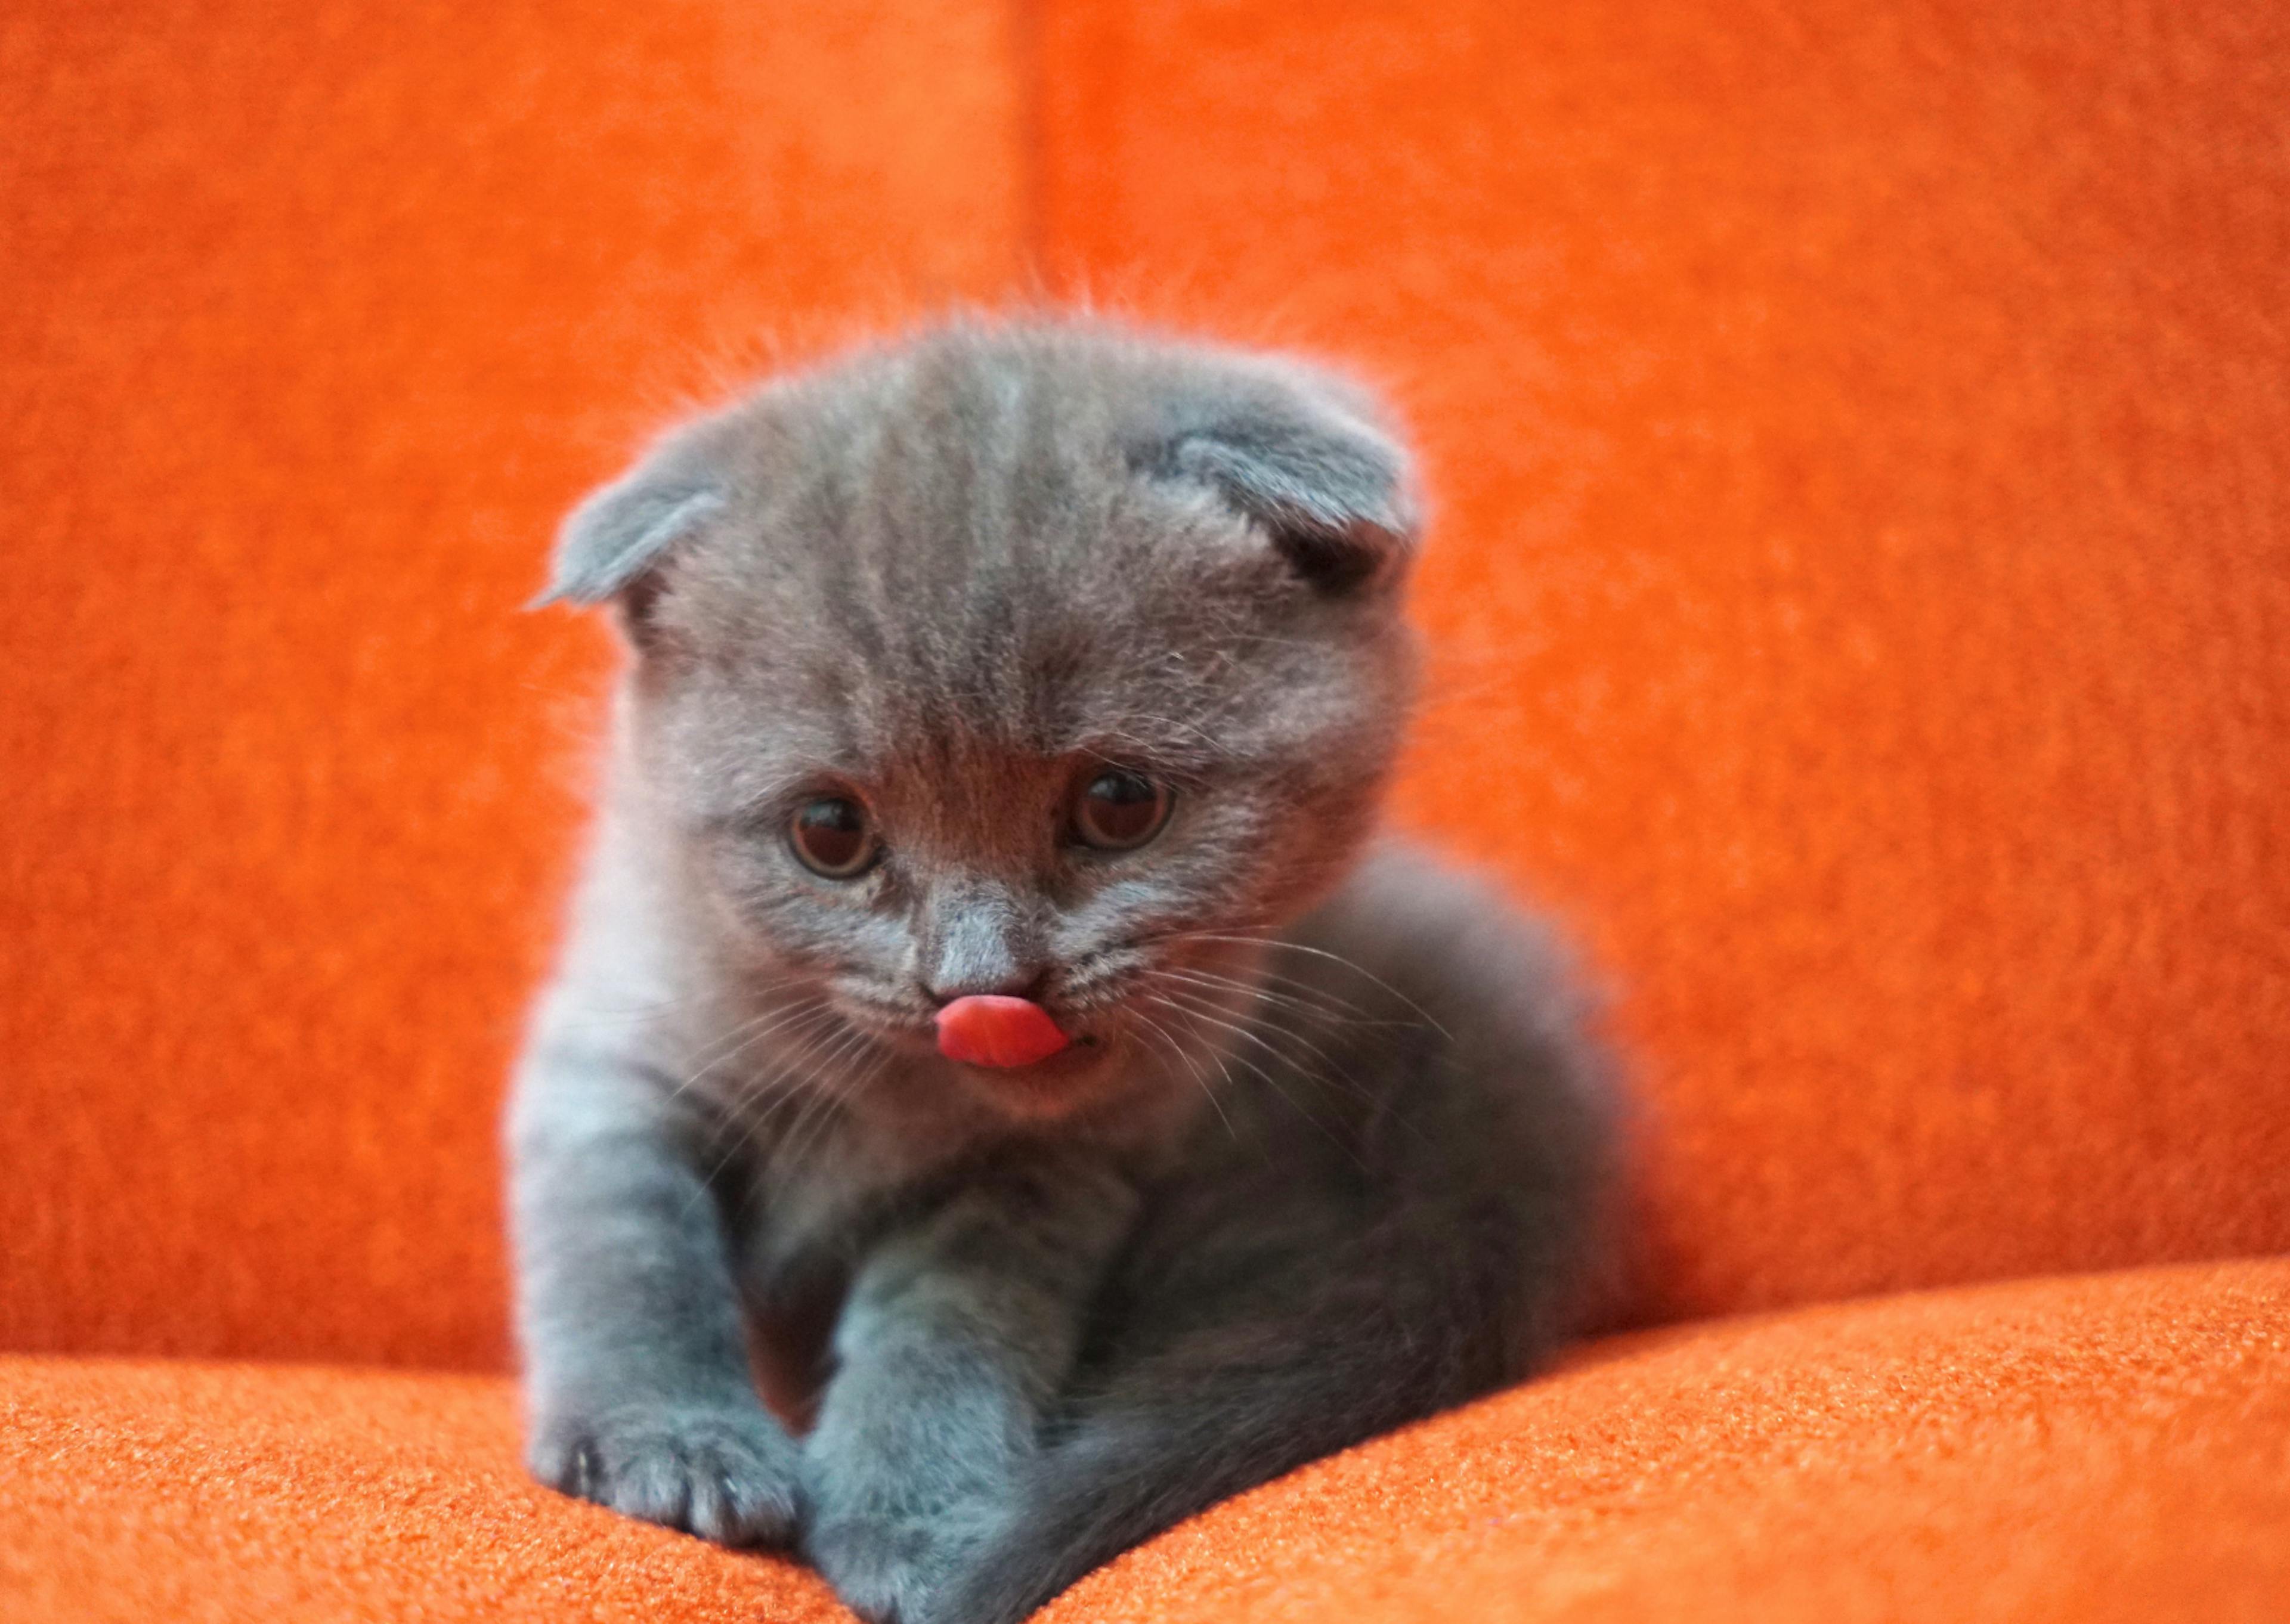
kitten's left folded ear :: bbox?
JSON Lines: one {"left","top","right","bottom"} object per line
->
{"left": 1146, "top": 364, "right": 1420, "bottom": 594}
{"left": 528, "top": 470, "right": 724, "bottom": 612}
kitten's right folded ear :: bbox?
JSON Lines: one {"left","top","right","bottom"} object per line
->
{"left": 1141, "top": 358, "right": 1421, "bottom": 596}
{"left": 527, "top": 469, "right": 725, "bottom": 615}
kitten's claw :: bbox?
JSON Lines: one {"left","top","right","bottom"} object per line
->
{"left": 528, "top": 1400, "right": 803, "bottom": 1546}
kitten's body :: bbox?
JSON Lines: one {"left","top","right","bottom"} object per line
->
{"left": 510, "top": 318, "right": 1617, "bottom": 1624}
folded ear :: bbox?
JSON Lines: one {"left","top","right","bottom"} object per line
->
{"left": 1144, "top": 370, "right": 1419, "bottom": 593}
{"left": 529, "top": 469, "right": 725, "bottom": 612}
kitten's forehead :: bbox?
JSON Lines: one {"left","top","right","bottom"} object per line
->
{"left": 629, "top": 320, "right": 1418, "bottom": 825}
{"left": 686, "top": 334, "right": 1343, "bottom": 745}
{"left": 782, "top": 328, "right": 1230, "bottom": 618}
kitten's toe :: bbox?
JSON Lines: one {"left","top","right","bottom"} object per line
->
{"left": 805, "top": 1517, "right": 936, "bottom": 1624}
{"left": 529, "top": 1400, "right": 803, "bottom": 1546}
{"left": 917, "top": 1502, "right": 1097, "bottom": 1624}
{"left": 806, "top": 1514, "right": 999, "bottom": 1624}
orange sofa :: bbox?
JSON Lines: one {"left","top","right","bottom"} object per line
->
{"left": 4, "top": 3, "right": 2285, "bottom": 1619}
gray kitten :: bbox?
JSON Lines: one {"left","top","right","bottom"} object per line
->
{"left": 509, "top": 316, "right": 1618, "bottom": 1624}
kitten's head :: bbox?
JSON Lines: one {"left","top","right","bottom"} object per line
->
{"left": 545, "top": 318, "right": 1421, "bottom": 1122}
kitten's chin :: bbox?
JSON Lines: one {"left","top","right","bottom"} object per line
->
{"left": 948, "top": 1037, "right": 1122, "bottom": 1123}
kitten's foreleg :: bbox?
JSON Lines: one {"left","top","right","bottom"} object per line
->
{"left": 508, "top": 1038, "right": 803, "bottom": 1545}
{"left": 936, "top": 1061, "right": 1611, "bottom": 1624}
{"left": 933, "top": 1230, "right": 1544, "bottom": 1623}
{"left": 803, "top": 1148, "right": 1139, "bottom": 1624}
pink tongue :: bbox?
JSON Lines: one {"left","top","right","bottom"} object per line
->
{"left": 934, "top": 995, "right": 1070, "bottom": 1068}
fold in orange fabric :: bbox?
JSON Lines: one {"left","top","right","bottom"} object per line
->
{"left": 5, "top": 1261, "right": 2284, "bottom": 1623}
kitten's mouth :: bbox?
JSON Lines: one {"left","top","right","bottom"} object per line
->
{"left": 934, "top": 996, "right": 1070, "bottom": 1068}
{"left": 830, "top": 988, "right": 1102, "bottom": 1069}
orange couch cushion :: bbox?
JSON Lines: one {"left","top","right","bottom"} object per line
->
{"left": 5, "top": 1260, "right": 2285, "bottom": 1622}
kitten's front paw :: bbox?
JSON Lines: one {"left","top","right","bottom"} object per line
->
{"left": 923, "top": 1523, "right": 1079, "bottom": 1624}
{"left": 528, "top": 1398, "right": 803, "bottom": 1546}
{"left": 806, "top": 1517, "right": 947, "bottom": 1624}
{"left": 805, "top": 1502, "right": 1013, "bottom": 1624}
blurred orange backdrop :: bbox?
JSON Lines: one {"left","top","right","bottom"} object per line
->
{"left": 3, "top": 0, "right": 2285, "bottom": 1368}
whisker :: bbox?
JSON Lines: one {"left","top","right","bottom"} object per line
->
{"left": 1159, "top": 931, "right": 1453, "bottom": 1040}
{"left": 663, "top": 995, "right": 837, "bottom": 1114}
{"left": 687, "top": 1001, "right": 859, "bottom": 1163}
{"left": 1156, "top": 997, "right": 1251, "bottom": 1129}
{"left": 670, "top": 996, "right": 819, "bottom": 1081}
{"left": 1131, "top": 1007, "right": 1237, "bottom": 1143}
{"left": 698, "top": 1005, "right": 848, "bottom": 1128}
{"left": 689, "top": 1014, "right": 871, "bottom": 1206}
{"left": 1159, "top": 982, "right": 1440, "bottom": 1155}
{"left": 1147, "top": 962, "right": 1412, "bottom": 1033}
{"left": 1146, "top": 980, "right": 1381, "bottom": 1113}
{"left": 772, "top": 1035, "right": 885, "bottom": 1179}
{"left": 1141, "top": 993, "right": 1369, "bottom": 1176}
{"left": 1129, "top": 938, "right": 1393, "bottom": 1025}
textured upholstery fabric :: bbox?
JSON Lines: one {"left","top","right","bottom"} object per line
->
{"left": 6, "top": 1262, "right": 2285, "bottom": 1622}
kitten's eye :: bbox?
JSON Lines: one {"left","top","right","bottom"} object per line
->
{"left": 788, "top": 796, "right": 878, "bottom": 879}
{"left": 1070, "top": 769, "right": 1173, "bottom": 853}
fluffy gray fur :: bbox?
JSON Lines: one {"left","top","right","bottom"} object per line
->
{"left": 509, "top": 316, "right": 1619, "bottom": 1624}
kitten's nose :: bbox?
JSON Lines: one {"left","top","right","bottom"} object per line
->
{"left": 920, "top": 877, "right": 1048, "bottom": 1006}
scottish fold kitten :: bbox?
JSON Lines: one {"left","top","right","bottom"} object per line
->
{"left": 510, "top": 317, "right": 1619, "bottom": 1624}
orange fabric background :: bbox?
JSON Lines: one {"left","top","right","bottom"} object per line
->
{"left": 4, "top": 0, "right": 2286, "bottom": 1369}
